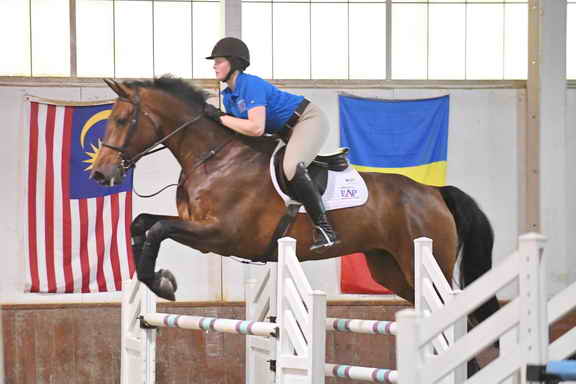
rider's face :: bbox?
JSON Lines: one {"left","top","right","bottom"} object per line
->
{"left": 213, "top": 57, "right": 231, "bottom": 81}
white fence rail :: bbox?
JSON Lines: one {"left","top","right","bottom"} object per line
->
{"left": 548, "top": 279, "right": 576, "bottom": 361}
{"left": 122, "top": 233, "right": 576, "bottom": 384}
{"left": 396, "top": 233, "right": 548, "bottom": 384}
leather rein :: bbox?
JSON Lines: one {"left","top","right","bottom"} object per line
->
{"left": 101, "top": 89, "right": 236, "bottom": 197}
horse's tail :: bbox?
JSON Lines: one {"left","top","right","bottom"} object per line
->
{"left": 438, "top": 185, "right": 500, "bottom": 325}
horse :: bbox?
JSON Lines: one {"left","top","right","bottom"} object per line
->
{"left": 91, "top": 76, "right": 499, "bottom": 328}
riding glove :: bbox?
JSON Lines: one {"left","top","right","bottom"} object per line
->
{"left": 204, "top": 103, "right": 226, "bottom": 123}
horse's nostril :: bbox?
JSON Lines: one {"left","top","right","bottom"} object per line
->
{"left": 91, "top": 170, "right": 106, "bottom": 183}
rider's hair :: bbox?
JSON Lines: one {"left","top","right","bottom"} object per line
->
{"left": 228, "top": 56, "right": 248, "bottom": 72}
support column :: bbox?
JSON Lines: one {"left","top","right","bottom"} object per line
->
{"left": 527, "top": 0, "right": 569, "bottom": 294}
{"left": 221, "top": 0, "right": 242, "bottom": 39}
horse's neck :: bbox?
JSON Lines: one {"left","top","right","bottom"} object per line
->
{"left": 146, "top": 91, "right": 276, "bottom": 175}
{"left": 169, "top": 117, "right": 275, "bottom": 174}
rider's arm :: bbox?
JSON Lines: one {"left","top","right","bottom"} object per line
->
{"left": 220, "top": 106, "right": 266, "bottom": 137}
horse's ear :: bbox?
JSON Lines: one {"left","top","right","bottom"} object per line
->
{"left": 103, "top": 78, "right": 130, "bottom": 99}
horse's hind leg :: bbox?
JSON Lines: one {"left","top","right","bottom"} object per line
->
{"left": 363, "top": 250, "right": 414, "bottom": 303}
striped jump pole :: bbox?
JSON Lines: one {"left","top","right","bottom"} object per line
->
{"left": 140, "top": 313, "right": 278, "bottom": 337}
{"left": 326, "top": 364, "right": 398, "bottom": 383}
{"left": 326, "top": 318, "right": 397, "bottom": 336}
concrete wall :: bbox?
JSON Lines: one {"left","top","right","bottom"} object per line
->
{"left": 1, "top": 83, "right": 569, "bottom": 304}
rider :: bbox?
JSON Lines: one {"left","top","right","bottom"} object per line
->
{"left": 204, "top": 37, "right": 339, "bottom": 252}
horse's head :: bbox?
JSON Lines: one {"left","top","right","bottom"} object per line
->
{"left": 92, "top": 76, "right": 271, "bottom": 189}
{"left": 91, "top": 79, "right": 164, "bottom": 186}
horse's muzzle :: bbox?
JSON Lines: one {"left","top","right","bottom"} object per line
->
{"left": 90, "top": 164, "right": 125, "bottom": 187}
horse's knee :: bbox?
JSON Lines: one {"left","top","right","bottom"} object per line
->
{"left": 146, "top": 221, "right": 174, "bottom": 243}
{"left": 131, "top": 213, "right": 158, "bottom": 236}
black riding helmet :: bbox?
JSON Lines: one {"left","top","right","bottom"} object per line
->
{"left": 206, "top": 37, "right": 250, "bottom": 82}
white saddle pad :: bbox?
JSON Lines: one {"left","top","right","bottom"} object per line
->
{"left": 270, "top": 146, "right": 369, "bottom": 213}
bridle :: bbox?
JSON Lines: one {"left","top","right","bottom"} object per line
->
{"left": 101, "top": 88, "right": 203, "bottom": 174}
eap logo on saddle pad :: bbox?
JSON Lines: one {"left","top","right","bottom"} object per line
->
{"left": 339, "top": 186, "right": 359, "bottom": 199}
{"left": 270, "top": 147, "right": 369, "bottom": 212}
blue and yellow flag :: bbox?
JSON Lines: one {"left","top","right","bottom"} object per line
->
{"left": 338, "top": 94, "right": 449, "bottom": 294}
{"left": 339, "top": 94, "right": 449, "bottom": 186}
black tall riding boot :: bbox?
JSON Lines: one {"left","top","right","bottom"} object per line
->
{"left": 289, "top": 162, "right": 339, "bottom": 252}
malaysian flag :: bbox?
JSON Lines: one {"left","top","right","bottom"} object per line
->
{"left": 24, "top": 98, "right": 135, "bottom": 293}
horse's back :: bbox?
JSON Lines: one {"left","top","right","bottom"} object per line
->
{"left": 359, "top": 171, "right": 450, "bottom": 217}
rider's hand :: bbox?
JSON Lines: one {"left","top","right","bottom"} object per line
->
{"left": 204, "top": 103, "right": 225, "bottom": 123}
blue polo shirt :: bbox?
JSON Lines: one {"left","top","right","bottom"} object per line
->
{"left": 222, "top": 72, "right": 304, "bottom": 134}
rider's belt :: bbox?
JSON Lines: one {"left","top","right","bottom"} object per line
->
{"left": 284, "top": 98, "right": 310, "bottom": 129}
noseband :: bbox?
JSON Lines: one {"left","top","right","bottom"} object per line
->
{"left": 101, "top": 89, "right": 203, "bottom": 174}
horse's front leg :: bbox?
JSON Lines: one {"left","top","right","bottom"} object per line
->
{"left": 137, "top": 218, "right": 220, "bottom": 301}
{"left": 131, "top": 213, "right": 175, "bottom": 267}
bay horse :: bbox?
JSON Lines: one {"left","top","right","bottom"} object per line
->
{"left": 92, "top": 76, "right": 498, "bottom": 327}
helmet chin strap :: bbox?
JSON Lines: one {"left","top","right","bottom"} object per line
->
{"left": 222, "top": 61, "right": 239, "bottom": 83}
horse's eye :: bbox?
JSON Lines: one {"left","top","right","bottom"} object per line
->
{"left": 116, "top": 118, "right": 128, "bottom": 125}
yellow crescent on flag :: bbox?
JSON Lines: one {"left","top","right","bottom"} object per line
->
{"left": 80, "top": 109, "right": 111, "bottom": 148}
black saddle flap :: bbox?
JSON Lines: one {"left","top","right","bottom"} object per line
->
{"left": 312, "top": 147, "right": 350, "bottom": 171}
{"left": 273, "top": 146, "right": 350, "bottom": 199}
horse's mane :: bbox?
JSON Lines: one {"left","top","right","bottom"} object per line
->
{"left": 125, "top": 75, "right": 276, "bottom": 156}
{"left": 125, "top": 75, "right": 209, "bottom": 107}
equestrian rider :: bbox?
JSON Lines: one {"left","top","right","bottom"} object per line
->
{"left": 204, "top": 37, "right": 339, "bottom": 252}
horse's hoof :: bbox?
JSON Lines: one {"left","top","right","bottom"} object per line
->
{"left": 153, "top": 276, "right": 176, "bottom": 301}
{"left": 157, "top": 269, "right": 178, "bottom": 292}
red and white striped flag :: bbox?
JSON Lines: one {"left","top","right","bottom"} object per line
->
{"left": 24, "top": 98, "right": 135, "bottom": 293}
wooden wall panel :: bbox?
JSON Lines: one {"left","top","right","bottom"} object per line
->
{"left": 3, "top": 302, "right": 574, "bottom": 383}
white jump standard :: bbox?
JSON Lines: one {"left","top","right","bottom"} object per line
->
{"left": 245, "top": 236, "right": 463, "bottom": 384}
{"left": 121, "top": 237, "right": 326, "bottom": 384}
{"left": 122, "top": 236, "right": 461, "bottom": 384}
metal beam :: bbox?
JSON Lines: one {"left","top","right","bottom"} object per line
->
{"left": 69, "top": 0, "right": 77, "bottom": 77}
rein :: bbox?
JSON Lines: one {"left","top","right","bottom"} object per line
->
{"left": 102, "top": 90, "right": 237, "bottom": 198}
{"left": 128, "top": 114, "right": 203, "bottom": 168}
{"left": 133, "top": 134, "right": 237, "bottom": 198}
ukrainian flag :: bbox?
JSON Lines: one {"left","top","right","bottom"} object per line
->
{"left": 339, "top": 94, "right": 449, "bottom": 186}
{"left": 338, "top": 94, "right": 449, "bottom": 294}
